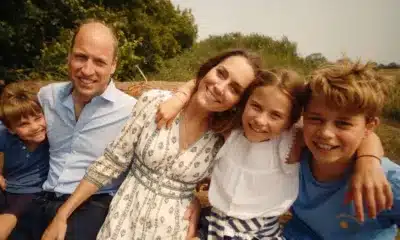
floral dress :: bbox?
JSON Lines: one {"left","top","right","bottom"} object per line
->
{"left": 85, "top": 90, "right": 223, "bottom": 240}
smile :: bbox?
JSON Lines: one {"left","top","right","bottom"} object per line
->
{"left": 249, "top": 123, "right": 266, "bottom": 133}
{"left": 206, "top": 87, "right": 221, "bottom": 103}
{"left": 79, "top": 78, "right": 95, "bottom": 86}
{"left": 314, "top": 142, "right": 339, "bottom": 151}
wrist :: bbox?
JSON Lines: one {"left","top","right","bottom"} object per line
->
{"left": 175, "top": 91, "right": 189, "bottom": 105}
{"left": 357, "top": 154, "right": 381, "bottom": 163}
{"left": 56, "top": 206, "right": 70, "bottom": 221}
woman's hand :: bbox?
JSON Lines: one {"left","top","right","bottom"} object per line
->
{"left": 41, "top": 215, "right": 68, "bottom": 240}
{"left": 156, "top": 95, "right": 186, "bottom": 129}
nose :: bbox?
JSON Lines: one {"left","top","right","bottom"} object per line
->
{"left": 214, "top": 81, "right": 228, "bottom": 96}
{"left": 81, "top": 59, "right": 95, "bottom": 76}
{"left": 254, "top": 113, "right": 269, "bottom": 128}
{"left": 317, "top": 123, "right": 335, "bottom": 139}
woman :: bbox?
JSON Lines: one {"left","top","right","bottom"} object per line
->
{"left": 41, "top": 49, "right": 262, "bottom": 240}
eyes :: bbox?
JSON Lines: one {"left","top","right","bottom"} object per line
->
{"left": 215, "top": 67, "right": 242, "bottom": 95}
{"left": 16, "top": 115, "right": 44, "bottom": 128}
{"left": 72, "top": 53, "right": 108, "bottom": 67}
{"left": 250, "top": 102, "right": 284, "bottom": 120}
{"left": 305, "top": 115, "right": 353, "bottom": 129}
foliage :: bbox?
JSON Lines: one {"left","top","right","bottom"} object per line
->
{"left": 0, "top": 0, "right": 197, "bottom": 82}
{"left": 151, "top": 33, "right": 327, "bottom": 81}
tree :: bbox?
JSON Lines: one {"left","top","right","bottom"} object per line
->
{"left": 0, "top": 0, "right": 197, "bottom": 81}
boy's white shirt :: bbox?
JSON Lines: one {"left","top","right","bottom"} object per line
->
{"left": 209, "top": 127, "right": 299, "bottom": 220}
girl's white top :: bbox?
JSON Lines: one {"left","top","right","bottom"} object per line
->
{"left": 209, "top": 128, "right": 299, "bottom": 220}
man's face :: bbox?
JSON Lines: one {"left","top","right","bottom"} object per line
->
{"left": 68, "top": 23, "right": 117, "bottom": 102}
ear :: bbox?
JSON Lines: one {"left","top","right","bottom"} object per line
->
{"left": 110, "top": 57, "right": 117, "bottom": 75}
{"left": 6, "top": 127, "right": 16, "bottom": 135}
{"left": 365, "top": 117, "right": 379, "bottom": 136}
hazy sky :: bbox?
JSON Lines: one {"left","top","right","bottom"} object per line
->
{"left": 171, "top": 0, "right": 400, "bottom": 64}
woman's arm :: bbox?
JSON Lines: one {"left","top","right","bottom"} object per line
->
{"left": 41, "top": 91, "right": 156, "bottom": 240}
{"left": 41, "top": 180, "right": 99, "bottom": 240}
{"left": 156, "top": 79, "right": 196, "bottom": 129}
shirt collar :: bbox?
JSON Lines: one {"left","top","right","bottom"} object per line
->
{"left": 60, "top": 79, "right": 119, "bottom": 103}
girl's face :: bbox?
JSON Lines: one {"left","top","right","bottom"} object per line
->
{"left": 196, "top": 56, "right": 256, "bottom": 112}
{"left": 242, "top": 85, "right": 293, "bottom": 142}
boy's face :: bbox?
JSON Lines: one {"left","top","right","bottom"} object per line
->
{"left": 303, "top": 95, "right": 376, "bottom": 164}
{"left": 9, "top": 113, "right": 47, "bottom": 145}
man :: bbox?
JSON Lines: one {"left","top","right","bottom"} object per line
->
{"left": 13, "top": 19, "right": 137, "bottom": 240}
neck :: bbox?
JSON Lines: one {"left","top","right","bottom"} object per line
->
{"left": 184, "top": 94, "right": 210, "bottom": 123}
{"left": 72, "top": 90, "right": 92, "bottom": 106}
{"left": 24, "top": 141, "right": 41, "bottom": 152}
{"left": 72, "top": 90, "right": 93, "bottom": 120}
{"left": 311, "top": 157, "right": 354, "bottom": 182}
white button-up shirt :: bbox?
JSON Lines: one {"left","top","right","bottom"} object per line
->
{"left": 38, "top": 81, "right": 137, "bottom": 194}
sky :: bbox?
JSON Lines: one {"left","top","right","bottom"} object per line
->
{"left": 171, "top": 0, "right": 400, "bottom": 64}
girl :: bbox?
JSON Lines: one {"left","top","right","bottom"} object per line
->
{"left": 42, "top": 49, "right": 263, "bottom": 240}
{"left": 157, "top": 69, "right": 388, "bottom": 239}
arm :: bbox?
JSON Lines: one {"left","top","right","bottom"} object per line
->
{"left": 350, "top": 132, "right": 391, "bottom": 222}
{"left": 42, "top": 91, "right": 153, "bottom": 240}
{"left": 41, "top": 180, "right": 98, "bottom": 240}
{"left": 156, "top": 79, "right": 196, "bottom": 129}
{"left": 0, "top": 123, "right": 7, "bottom": 190}
{"left": 286, "top": 128, "right": 304, "bottom": 164}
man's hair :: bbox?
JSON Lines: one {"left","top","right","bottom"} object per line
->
{"left": 305, "top": 58, "right": 393, "bottom": 120}
{"left": 0, "top": 83, "right": 43, "bottom": 129}
{"left": 70, "top": 19, "right": 119, "bottom": 60}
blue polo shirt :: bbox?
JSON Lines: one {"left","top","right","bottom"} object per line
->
{"left": 0, "top": 123, "right": 49, "bottom": 194}
{"left": 284, "top": 150, "right": 400, "bottom": 240}
{"left": 38, "top": 81, "right": 136, "bottom": 194}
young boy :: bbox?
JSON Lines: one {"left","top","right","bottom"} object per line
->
{"left": 283, "top": 59, "right": 398, "bottom": 239}
{"left": 0, "top": 83, "right": 49, "bottom": 240}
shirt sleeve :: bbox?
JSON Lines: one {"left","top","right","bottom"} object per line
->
{"left": 277, "top": 127, "right": 298, "bottom": 174}
{"left": 0, "top": 122, "right": 9, "bottom": 152}
{"left": 379, "top": 158, "right": 400, "bottom": 226}
{"left": 84, "top": 90, "right": 170, "bottom": 188}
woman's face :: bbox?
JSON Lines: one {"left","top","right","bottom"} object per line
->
{"left": 195, "top": 56, "right": 256, "bottom": 112}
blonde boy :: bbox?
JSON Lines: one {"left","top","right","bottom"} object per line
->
{"left": 284, "top": 60, "right": 397, "bottom": 240}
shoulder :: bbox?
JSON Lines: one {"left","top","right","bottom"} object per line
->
{"left": 277, "top": 127, "right": 297, "bottom": 158}
{"left": 382, "top": 158, "right": 400, "bottom": 189}
{"left": 136, "top": 89, "right": 172, "bottom": 106}
{"left": 38, "top": 82, "right": 70, "bottom": 106}
{"left": 131, "top": 89, "right": 173, "bottom": 116}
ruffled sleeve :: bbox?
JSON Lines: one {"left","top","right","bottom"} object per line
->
{"left": 277, "top": 127, "right": 299, "bottom": 174}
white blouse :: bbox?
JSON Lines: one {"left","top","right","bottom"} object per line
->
{"left": 208, "top": 128, "right": 299, "bottom": 220}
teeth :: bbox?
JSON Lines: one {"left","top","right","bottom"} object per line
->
{"left": 80, "top": 78, "right": 94, "bottom": 85}
{"left": 206, "top": 88, "right": 218, "bottom": 102}
{"left": 250, "top": 124, "right": 264, "bottom": 133}
{"left": 315, "top": 143, "right": 334, "bottom": 150}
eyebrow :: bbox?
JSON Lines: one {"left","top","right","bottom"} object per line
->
{"left": 73, "top": 51, "right": 109, "bottom": 64}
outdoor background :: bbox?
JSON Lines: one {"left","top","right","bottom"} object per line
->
{"left": 1, "top": 0, "right": 400, "bottom": 237}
